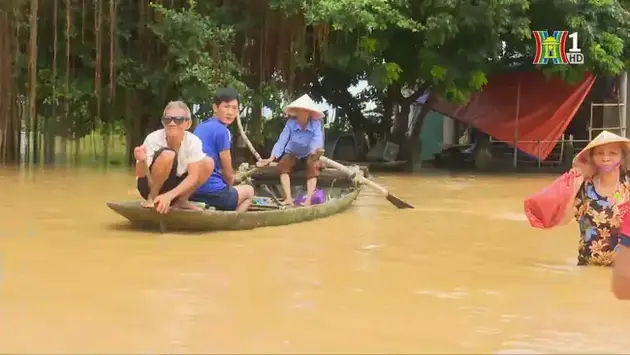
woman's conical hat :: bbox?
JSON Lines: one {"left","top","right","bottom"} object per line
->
{"left": 283, "top": 94, "right": 324, "bottom": 119}
{"left": 573, "top": 130, "right": 630, "bottom": 167}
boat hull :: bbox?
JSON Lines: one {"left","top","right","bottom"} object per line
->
{"left": 106, "top": 186, "right": 362, "bottom": 232}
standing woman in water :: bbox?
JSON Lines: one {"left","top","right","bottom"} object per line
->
{"left": 561, "top": 131, "right": 630, "bottom": 266}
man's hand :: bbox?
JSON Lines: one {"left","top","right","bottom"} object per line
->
{"left": 134, "top": 145, "right": 147, "bottom": 162}
{"left": 153, "top": 193, "right": 174, "bottom": 214}
{"left": 310, "top": 148, "right": 325, "bottom": 159}
{"left": 256, "top": 158, "right": 273, "bottom": 167}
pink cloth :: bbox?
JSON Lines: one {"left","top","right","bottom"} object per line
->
{"left": 524, "top": 170, "right": 580, "bottom": 229}
{"left": 619, "top": 201, "right": 630, "bottom": 237}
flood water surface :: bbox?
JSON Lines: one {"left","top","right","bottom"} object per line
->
{"left": 1, "top": 167, "right": 630, "bottom": 353}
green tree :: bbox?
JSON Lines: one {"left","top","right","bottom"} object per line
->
{"left": 328, "top": 0, "right": 630, "bottom": 168}
{"left": 353, "top": 0, "right": 532, "bottom": 166}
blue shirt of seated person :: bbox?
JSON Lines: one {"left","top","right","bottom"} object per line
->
{"left": 270, "top": 117, "right": 324, "bottom": 160}
{"left": 190, "top": 87, "right": 255, "bottom": 212}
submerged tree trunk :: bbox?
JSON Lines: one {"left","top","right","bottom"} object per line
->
{"left": 379, "top": 90, "right": 395, "bottom": 143}
{"left": 392, "top": 103, "right": 411, "bottom": 144}
{"left": 64, "top": 0, "right": 71, "bottom": 165}
{"left": 387, "top": 87, "right": 430, "bottom": 171}
{"left": 125, "top": 90, "right": 135, "bottom": 165}
{"left": 0, "top": 7, "right": 15, "bottom": 162}
{"left": 102, "top": 123, "right": 110, "bottom": 165}
{"left": 28, "top": 0, "right": 39, "bottom": 164}
{"left": 58, "top": 135, "right": 67, "bottom": 164}
{"left": 406, "top": 94, "right": 435, "bottom": 170}
{"left": 44, "top": 134, "right": 55, "bottom": 164}
{"left": 45, "top": 0, "right": 59, "bottom": 165}
{"left": 93, "top": 0, "right": 103, "bottom": 164}
{"left": 73, "top": 137, "right": 79, "bottom": 165}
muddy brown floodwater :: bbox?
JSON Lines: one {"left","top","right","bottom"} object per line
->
{"left": 1, "top": 166, "right": 630, "bottom": 354}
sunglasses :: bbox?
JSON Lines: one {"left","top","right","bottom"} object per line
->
{"left": 161, "top": 116, "right": 188, "bottom": 125}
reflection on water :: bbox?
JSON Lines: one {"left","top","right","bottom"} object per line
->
{"left": 1, "top": 167, "right": 630, "bottom": 353}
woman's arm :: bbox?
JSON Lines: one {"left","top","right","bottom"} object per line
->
{"left": 269, "top": 121, "right": 291, "bottom": 161}
{"left": 307, "top": 120, "right": 324, "bottom": 154}
{"left": 560, "top": 170, "right": 585, "bottom": 225}
{"left": 613, "top": 242, "right": 630, "bottom": 299}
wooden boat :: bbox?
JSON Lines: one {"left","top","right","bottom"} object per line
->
{"left": 106, "top": 166, "right": 367, "bottom": 232}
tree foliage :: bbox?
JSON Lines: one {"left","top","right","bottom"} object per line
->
{"left": 311, "top": 0, "right": 630, "bottom": 163}
{"left": 505, "top": 0, "right": 630, "bottom": 82}
{"left": 0, "top": 0, "right": 628, "bottom": 165}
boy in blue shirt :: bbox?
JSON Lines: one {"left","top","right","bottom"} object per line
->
{"left": 191, "top": 88, "right": 254, "bottom": 212}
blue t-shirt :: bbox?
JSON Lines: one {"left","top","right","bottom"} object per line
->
{"left": 194, "top": 117, "right": 231, "bottom": 193}
{"left": 270, "top": 118, "right": 323, "bottom": 159}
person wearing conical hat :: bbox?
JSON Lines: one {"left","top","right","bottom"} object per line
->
{"left": 259, "top": 94, "right": 325, "bottom": 206}
{"left": 560, "top": 130, "right": 630, "bottom": 266}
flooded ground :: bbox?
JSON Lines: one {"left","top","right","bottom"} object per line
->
{"left": 1, "top": 166, "right": 630, "bottom": 354}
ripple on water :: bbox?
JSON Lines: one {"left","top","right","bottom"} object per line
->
{"left": 491, "top": 212, "right": 528, "bottom": 222}
{"left": 499, "top": 314, "right": 520, "bottom": 323}
{"left": 413, "top": 288, "right": 469, "bottom": 299}
{"left": 495, "top": 349, "right": 542, "bottom": 354}
{"left": 528, "top": 262, "right": 580, "bottom": 275}
{"left": 475, "top": 326, "right": 501, "bottom": 334}
{"left": 356, "top": 243, "right": 386, "bottom": 252}
{"left": 443, "top": 182, "right": 474, "bottom": 191}
{"left": 458, "top": 306, "right": 490, "bottom": 317}
{"left": 497, "top": 327, "right": 630, "bottom": 353}
{"left": 410, "top": 206, "right": 530, "bottom": 223}
{"left": 482, "top": 289, "right": 502, "bottom": 296}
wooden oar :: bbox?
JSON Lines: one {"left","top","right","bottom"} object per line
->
{"left": 140, "top": 161, "right": 167, "bottom": 233}
{"left": 234, "top": 114, "right": 280, "bottom": 169}
{"left": 320, "top": 156, "right": 414, "bottom": 209}
{"left": 235, "top": 112, "right": 263, "bottom": 162}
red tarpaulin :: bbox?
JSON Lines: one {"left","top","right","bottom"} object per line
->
{"left": 431, "top": 71, "right": 596, "bottom": 160}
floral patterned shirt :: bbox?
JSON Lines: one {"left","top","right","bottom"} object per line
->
{"left": 574, "top": 172, "right": 630, "bottom": 266}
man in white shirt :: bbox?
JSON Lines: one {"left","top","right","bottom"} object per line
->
{"left": 133, "top": 100, "right": 214, "bottom": 213}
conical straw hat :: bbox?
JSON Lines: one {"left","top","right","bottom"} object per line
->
{"left": 573, "top": 130, "right": 630, "bottom": 167}
{"left": 283, "top": 94, "right": 324, "bottom": 119}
